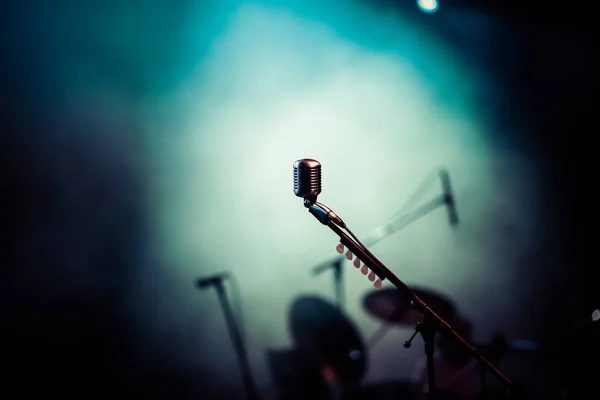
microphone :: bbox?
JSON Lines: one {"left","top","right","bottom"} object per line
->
{"left": 196, "top": 273, "right": 230, "bottom": 289}
{"left": 439, "top": 168, "right": 459, "bottom": 226}
{"left": 293, "top": 159, "right": 345, "bottom": 227}
{"left": 293, "top": 159, "right": 321, "bottom": 206}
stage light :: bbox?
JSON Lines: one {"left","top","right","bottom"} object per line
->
{"left": 418, "top": 0, "right": 439, "bottom": 13}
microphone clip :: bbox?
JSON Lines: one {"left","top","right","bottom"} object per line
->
{"left": 308, "top": 202, "right": 346, "bottom": 228}
{"left": 303, "top": 197, "right": 317, "bottom": 208}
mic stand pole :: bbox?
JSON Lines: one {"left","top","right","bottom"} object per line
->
{"left": 306, "top": 203, "right": 514, "bottom": 400}
{"left": 212, "top": 281, "right": 261, "bottom": 400}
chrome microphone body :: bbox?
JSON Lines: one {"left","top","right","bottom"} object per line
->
{"left": 293, "top": 159, "right": 345, "bottom": 227}
{"left": 293, "top": 158, "right": 321, "bottom": 206}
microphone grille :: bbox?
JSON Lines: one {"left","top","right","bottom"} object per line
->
{"left": 293, "top": 167, "right": 299, "bottom": 192}
{"left": 309, "top": 166, "right": 321, "bottom": 190}
{"left": 293, "top": 159, "right": 321, "bottom": 198}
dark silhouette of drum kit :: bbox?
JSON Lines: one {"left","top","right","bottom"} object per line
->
{"left": 267, "top": 286, "right": 531, "bottom": 400}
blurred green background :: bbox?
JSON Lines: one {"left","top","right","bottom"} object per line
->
{"left": 1, "top": 0, "right": 595, "bottom": 398}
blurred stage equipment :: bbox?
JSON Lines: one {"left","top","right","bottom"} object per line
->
{"left": 304, "top": 160, "right": 458, "bottom": 310}
{"left": 364, "top": 287, "right": 457, "bottom": 327}
{"left": 196, "top": 273, "right": 261, "bottom": 400}
{"left": 362, "top": 286, "right": 540, "bottom": 399}
{"left": 289, "top": 296, "right": 366, "bottom": 385}
{"left": 267, "top": 296, "right": 366, "bottom": 400}
{"left": 342, "top": 381, "right": 418, "bottom": 400}
{"left": 550, "top": 307, "right": 600, "bottom": 399}
{"left": 293, "top": 159, "right": 515, "bottom": 399}
{"left": 196, "top": 272, "right": 230, "bottom": 288}
{"left": 363, "top": 286, "right": 457, "bottom": 348}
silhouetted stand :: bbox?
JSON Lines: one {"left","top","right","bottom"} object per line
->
{"left": 213, "top": 281, "right": 261, "bottom": 400}
{"left": 404, "top": 319, "right": 438, "bottom": 399}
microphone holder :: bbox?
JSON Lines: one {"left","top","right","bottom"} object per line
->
{"left": 204, "top": 280, "right": 261, "bottom": 400}
{"left": 311, "top": 194, "right": 448, "bottom": 311}
{"left": 306, "top": 202, "right": 514, "bottom": 400}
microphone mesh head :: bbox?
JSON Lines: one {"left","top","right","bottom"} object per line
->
{"left": 293, "top": 159, "right": 321, "bottom": 200}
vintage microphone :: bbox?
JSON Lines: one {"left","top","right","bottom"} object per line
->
{"left": 293, "top": 159, "right": 515, "bottom": 400}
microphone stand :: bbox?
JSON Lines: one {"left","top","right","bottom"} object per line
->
{"left": 311, "top": 194, "right": 449, "bottom": 311}
{"left": 333, "top": 259, "right": 344, "bottom": 309}
{"left": 305, "top": 202, "right": 514, "bottom": 400}
{"left": 206, "top": 280, "right": 261, "bottom": 400}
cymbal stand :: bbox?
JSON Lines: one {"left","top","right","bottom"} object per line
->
{"left": 403, "top": 319, "right": 438, "bottom": 398}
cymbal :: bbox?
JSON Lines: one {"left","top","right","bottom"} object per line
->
{"left": 289, "top": 296, "right": 366, "bottom": 384}
{"left": 363, "top": 286, "right": 457, "bottom": 327}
